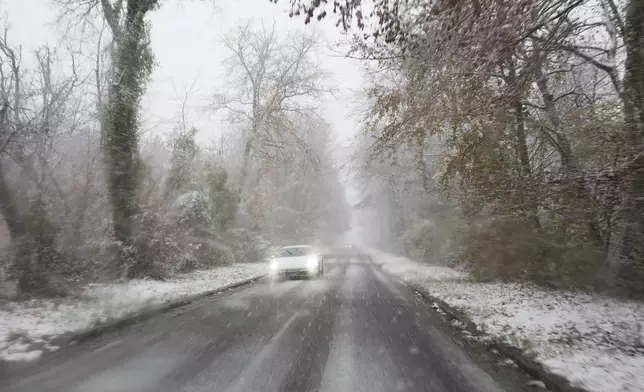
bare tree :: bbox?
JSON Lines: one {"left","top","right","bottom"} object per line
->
{"left": 172, "top": 77, "right": 199, "bottom": 134}
{"left": 0, "top": 26, "right": 82, "bottom": 296}
{"left": 212, "top": 20, "right": 331, "bottom": 195}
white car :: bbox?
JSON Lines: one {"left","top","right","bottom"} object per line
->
{"left": 269, "top": 245, "right": 324, "bottom": 280}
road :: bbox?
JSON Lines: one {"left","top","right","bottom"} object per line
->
{"left": 2, "top": 258, "right": 530, "bottom": 392}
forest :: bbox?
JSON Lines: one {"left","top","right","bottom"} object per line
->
{"left": 1, "top": 0, "right": 643, "bottom": 299}
{"left": 338, "top": 0, "right": 644, "bottom": 296}
{"left": 0, "top": 0, "right": 349, "bottom": 297}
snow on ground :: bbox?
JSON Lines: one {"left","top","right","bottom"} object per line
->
{"left": 0, "top": 262, "right": 267, "bottom": 362}
{"left": 367, "top": 249, "right": 644, "bottom": 392}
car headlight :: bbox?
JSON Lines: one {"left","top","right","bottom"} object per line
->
{"left": 270, "top": 260, "right": 278, "bottom": 270}
{"left": 307, "top": 256, "right": 318, "bottom": 269}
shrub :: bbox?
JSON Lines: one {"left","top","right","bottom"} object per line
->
{"left": 459, "top": 215, "right": 603, "bottom": 290}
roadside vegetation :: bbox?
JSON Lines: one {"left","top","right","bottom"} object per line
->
{"left": 0, "top": 1, "right": 349, "bottom": 299}
{"left": 312, "top": 0, "right": 644, "bottom": 296}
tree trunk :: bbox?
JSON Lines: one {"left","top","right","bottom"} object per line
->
{"left": 506, "top": 58, "right": 540, "bottom": 228}
{"left": 535, "top": 62, "right": 604, "bottom": 248}
{"left": 605, "top": 0, "right": 644, "bottom": 292}
{"left": 103, "top": 1, "right": 157, "bottom": 275}
{"left": 415, "top": 136, "right": 430, "bottom": 195}
{"left": 0, "top": 162, "right": 62, "bottom": 296}
{"left": 514, "top": 102, "right": 532, "bottom": 178}
{"left": 239, "top": 138, "right": 253, "bottom": 196}
{"left": 0, "top": 158, "right": 36, "bottom": 296}
{"left": 0, "top": 161, "right": 25, "bottom": 242}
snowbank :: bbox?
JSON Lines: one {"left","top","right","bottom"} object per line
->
{"left": 368, "top": 249, "right": 644, "bottom": 392}
{"left": 0, "top": 263, "right": 267, "bottom": 362}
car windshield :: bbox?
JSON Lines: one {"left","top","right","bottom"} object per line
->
{"left": 276, "top": 247, "right": 313, "bottom": 257}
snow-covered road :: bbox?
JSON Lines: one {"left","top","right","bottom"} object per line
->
{"left": 1, "top": 258, "right": 533, "bottom": 392}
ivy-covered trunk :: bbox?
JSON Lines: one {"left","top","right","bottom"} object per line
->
{"left": 102, "top": 0, "right": 157, "bottom": 275}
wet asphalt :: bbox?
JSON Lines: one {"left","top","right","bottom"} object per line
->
{"left": 1, "top": 258, "right": 529, "bottom": 392}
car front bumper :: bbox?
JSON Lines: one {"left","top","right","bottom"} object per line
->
{"left": 271, "top": 266, "right": 319, "bottom": 279}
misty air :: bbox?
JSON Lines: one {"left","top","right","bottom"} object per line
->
{"left": 1, "top": 1, "right": 643, "bottom": 392}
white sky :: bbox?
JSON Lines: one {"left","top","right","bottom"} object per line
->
{"left": 2, "top": 0, "right": 367, "bottom": 202}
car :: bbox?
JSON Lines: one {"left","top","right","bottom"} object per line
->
{"left": 269, "top": 245, "right": 324, "bottom": 280}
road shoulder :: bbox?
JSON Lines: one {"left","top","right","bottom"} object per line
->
{"left": 366, "top": 249, "right": 643, "bottom": 392}
{"left": 0, "top": 263, "right": 267, "bottom": 364}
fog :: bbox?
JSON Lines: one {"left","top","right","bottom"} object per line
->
{"left": 2, "top": 1, "right": 644, "bottom": 390}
